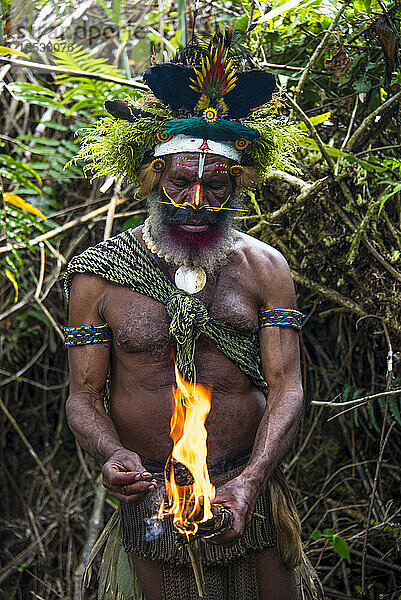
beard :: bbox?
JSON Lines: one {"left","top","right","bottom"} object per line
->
{"left": 146, "top": 191, "right": 241, "bottom": 274}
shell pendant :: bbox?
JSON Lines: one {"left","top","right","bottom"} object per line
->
{"left": 174, "top": 265, "right": 207, "bottom": 294}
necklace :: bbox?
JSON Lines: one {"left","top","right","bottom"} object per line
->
{"left": 142, "top": 218, "right": 207, "bottom": 294}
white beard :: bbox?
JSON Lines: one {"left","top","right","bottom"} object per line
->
{"left": 146, "top": 191, "right": 239, "bottom": 275}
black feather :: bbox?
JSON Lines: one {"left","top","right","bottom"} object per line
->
{"left": 225, "top": 71, "right": 276, "bottom": 118}
{"left": 104, "top": 100, "right": 134, "bottom": 121}
{"left": 143, "top": 64, "right": 201, "bottom": 112}
{"left": 104, "top": 99, "right": 164, "bottom": 121}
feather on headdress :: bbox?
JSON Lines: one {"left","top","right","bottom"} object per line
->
{"left": 71, "top": 28, "right": 303, "bottom": 186}
{"left": 142, "top": 28, "right": 276, "bottom": 140}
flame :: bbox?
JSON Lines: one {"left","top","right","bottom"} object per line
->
{"left": 159, "top": 360, "right": 215, "bottom": 537}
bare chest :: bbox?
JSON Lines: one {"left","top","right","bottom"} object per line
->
{"left": 103, "top": 269, "right": 258, "bottom": 357}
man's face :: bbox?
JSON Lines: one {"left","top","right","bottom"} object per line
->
{"left": 147, "top": 153, "right": 239, "bottom": 272}
{"left": 158, "top": 153, "right": 234, "bottom": 221}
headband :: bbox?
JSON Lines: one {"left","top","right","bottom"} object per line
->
{"left": 154, "top": 135, "right": 242, "bottom": 162}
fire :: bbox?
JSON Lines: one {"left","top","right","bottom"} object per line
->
{"left": 159, "top": 360, "right": 215, "bottom": 537}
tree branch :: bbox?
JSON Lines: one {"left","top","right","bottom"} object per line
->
{"left": 73, "top": 479, "right": 106, "bottom": 600}
{"left": 0, "top": 56, "right": 148, "bottom": 90}
{"left": 0, "top": 197, "right": 127, "bottom": 254}
{"left": 245, "top": 175, "right": 329, "bottom": 235}
{"left": 285, "top": 93, "right": 336, "bottom": 170}
{"left": 292, "top": 0, "right": 351, "bottom": 106}
{"left": 345, "top": 90, "right": 401, "bottom": 152}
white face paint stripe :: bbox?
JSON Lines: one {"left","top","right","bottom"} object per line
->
{"left": 198, "top": 153, "right": 206, "bottom": 178}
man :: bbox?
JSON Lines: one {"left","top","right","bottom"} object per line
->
{"left": 64, "top": 30, "right": 320, "bottom": 600}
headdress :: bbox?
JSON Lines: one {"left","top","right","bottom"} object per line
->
{"left": 72, "top": 28, "right": 302, "bottom": 186}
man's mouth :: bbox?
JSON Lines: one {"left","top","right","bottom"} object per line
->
{"left": 178, "top": 224, "right": 209, "bottom": 232}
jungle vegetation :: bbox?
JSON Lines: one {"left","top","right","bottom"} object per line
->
{"left": 0, "top": 0, "right": 400, "bottom": 598}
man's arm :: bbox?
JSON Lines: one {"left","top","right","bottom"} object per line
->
{"left": 66, "top": 273, "right": 157, "bottom": 502}
{"left": 241, "top": 247, "right": 303, "bottom": 489}
{"left": 213, "top": 245, "right": 303, "bottom": 544}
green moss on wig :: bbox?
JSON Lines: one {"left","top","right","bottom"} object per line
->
{"left": 70, "top": 92, "right": 174, "bottom": 186}
{"left": 69, "top": 92, "right": 302, "bottom": 187}
{"left": 240, "top": 105, "right": 304, "bottom": 182}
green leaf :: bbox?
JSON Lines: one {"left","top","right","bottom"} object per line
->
{"left": 300, "top": 137, "right": 349, "bottom": 158}
{"left": 311, "top": 530, "right": 322, "bottom": 540}
{"left": 258, "top": 0, "right": 304, "bottom": 23}
{"left": 122, "top": 215, "right": 143, "bottom": 231}
{"left": 353, "top": 76, "right": 372, "bottom": 93}
{"left": 345, "top": 155, "right": 387, "bottom": 173}
{"left": 25, "top": 308, "right": 53, "bottom": 328}
{"left": 17, "top": 136, "right": 60, "bottom": 147}
{"left": 298, "top": 112, "right": 331, "bottom": 131}
{"left": 378, "top": 185, "right": 401, "bottom": 216}
{"left": 322, "top": 528, "right": 334, "bottom": 538}
{"left": 0, "top": 45, "right": 29, "bottom": 58}
{"left": 38, "top": 121, "right": 69, "bottom": 131}
{"left": 0, "top": 154, "right": 42, "bottom": 184}
{"left": 342, "top": 385, "right": 352, "bottom": 403}
{"left": 332, "top": 535, "right": 351, "bottom": 563}
{"left": 9, "top": 82, "right": 58, "bottom": 98}
{"left": 0, "top": 167, "right": 41, "bottom": 193}
{"left": 116, "top": 547, "right": 134, "bottom": 597}
{"left": 5, "top": 268, "right": 19, "bottom": 303}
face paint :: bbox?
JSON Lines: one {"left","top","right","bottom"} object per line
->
{"left": 146, "top": 190, "right": 238, "bottom": 275}
{"left": 156, "top": 187, "right": 247, "bottom": 212}
{"left": 198, "top": 154, "right": 206, "bottom": 178}
{"left": 193, "top": 183, "right": 202, "bottom": 208}
{"left": 198, "top": 139, "right": 210, "bottom": 151}
{"left": 176, "top": 157, "right": 191, "bottom": 168}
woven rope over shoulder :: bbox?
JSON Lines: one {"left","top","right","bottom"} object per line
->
{"left": 166, "top": 292, "right": 211, "bottom": 334}
{"left": 64, "top": 229, "right": 268, "bottom": 394}
{"left": 166, "top": 291, "right": 211, "bottom": 382}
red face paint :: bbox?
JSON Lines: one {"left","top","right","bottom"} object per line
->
{"left": 198, "top": 139, "right": 210, "bottom": 150}
{"left": 176, "top": 159, "right": 191, "bottom": 168}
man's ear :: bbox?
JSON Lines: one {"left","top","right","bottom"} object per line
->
{"left": 236, "top": 166, "right": 259, "bottom": 189}
{"left": 138, "top": 163, "right": 163, "bottom": 198}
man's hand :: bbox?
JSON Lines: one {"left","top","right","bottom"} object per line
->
{"left": 102, "top": 449, "right": 158, "bottom": 504}
{"left": 207, "top": 474, "right": 259, "bottom": 546}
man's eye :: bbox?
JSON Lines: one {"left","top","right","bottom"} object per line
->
{"left": 207, "top": 183, "right": 225, "bottom": 190}
{"left": 173, "top": 180, "right": 189, "bottom": 187}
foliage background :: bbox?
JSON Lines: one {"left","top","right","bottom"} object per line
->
{"left": 0, "top": 0, "right": 400, "bottom": 598}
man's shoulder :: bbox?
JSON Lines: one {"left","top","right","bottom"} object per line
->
{"left": 232, "top": 231, "right": 295, "bottom": 307}
{"left": 233, "top": 230, "right": 290, "bottom": 277}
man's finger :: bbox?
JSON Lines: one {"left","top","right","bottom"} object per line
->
{"left": 103, "top": 469, "right": 143, "bottom": 486}
{"left": 103, "top": 479, "right": 157, "bottom": 495}
{"left": 122, "top": 481, "right": 158, "bottom": 495}
{"left": 205, "top": 530, "right": 238, "bottom": 547}
{"left": 134, "top": 472, "right": 154, "bottom": 481}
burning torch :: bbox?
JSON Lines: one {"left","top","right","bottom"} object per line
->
{"left": 158, "top": 363, "right": 233, "bottom": 598}
{"left": 163, "top": 458, "right": 233, "bottom": 598}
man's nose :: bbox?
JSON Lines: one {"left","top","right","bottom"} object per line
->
{"left": 187, "top": 183, "right": 204, "bottom": 210}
